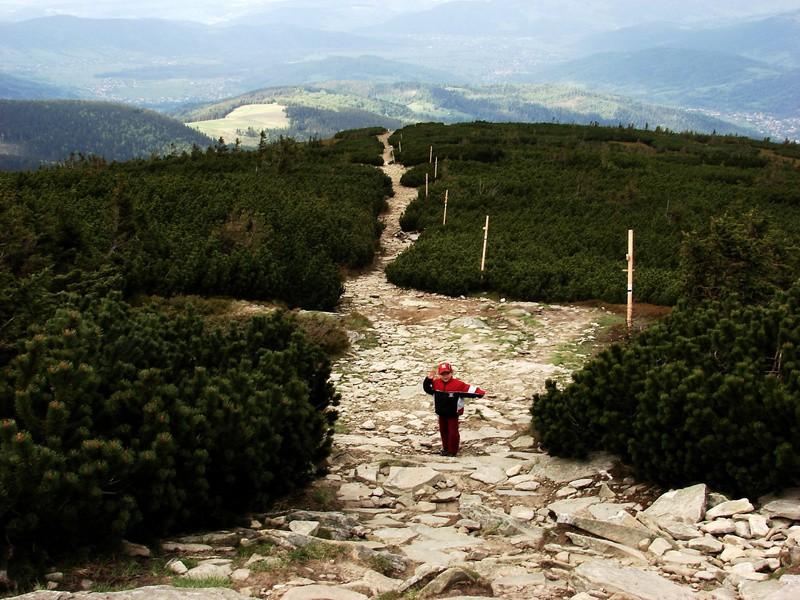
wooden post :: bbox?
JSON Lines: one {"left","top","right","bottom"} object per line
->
{"left": 434, "top": 156, "right": 438, "bottom": 179}
{"left": 425, "top": 173, "right": 429, "bottom": 199}
{"left": 429, "top": 146, "right": 433, "bottom": 163}
{"left": 626, "top": 229, "right": 634, "bottom": 332}
{"left": 443, "top": 189, "right": 448, "bottom": 225}
{"left": 480, "top": 215, "right": 490, "bottom": 275}
{"left": 399, "top": 140, "right": 402, "bottom": 153}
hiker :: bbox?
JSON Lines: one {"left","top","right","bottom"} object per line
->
{"left": 423, "top": 362, "right": 486, "bottom": 457}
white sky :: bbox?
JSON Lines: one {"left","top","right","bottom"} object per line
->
{"left": 0, "top": 0, "right": 798, "bottom": 24}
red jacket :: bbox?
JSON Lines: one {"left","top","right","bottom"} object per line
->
{"left": 423, "top": 377, "right": 485, "bottom": 418}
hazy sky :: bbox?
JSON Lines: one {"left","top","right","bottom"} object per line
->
{"left": 1, "top": 0, "right": 798, "bottom": 24}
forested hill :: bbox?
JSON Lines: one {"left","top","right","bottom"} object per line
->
{"left": 0, "top": 100, "right": 212, "bottom": 170}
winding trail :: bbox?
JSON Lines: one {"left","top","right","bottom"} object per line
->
{"left": 331, "top": 132, "right": 610, "bottom": 451}
{"left": 319, "top": 133, "right": 622, "bottom": 598}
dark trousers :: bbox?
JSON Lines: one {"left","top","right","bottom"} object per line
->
{"left": 438, "top": 415, "right": 460, "bottom": 455}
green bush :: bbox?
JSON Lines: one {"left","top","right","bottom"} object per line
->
{"left": 0, "top": 295, "right": 338, "bottom": 579}
{"left": 386, "top": 122, "right": 800, "bottom": 306}
{"left": 531, "top": 283, "right": 800, "bottom": 497}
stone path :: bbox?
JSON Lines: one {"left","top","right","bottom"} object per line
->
{"left": 17, "top": 134, "right": 800, "bottom": 600}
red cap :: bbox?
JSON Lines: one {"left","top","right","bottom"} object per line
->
{"left": 437, "top": 362, "right": 452, "bottom": 374}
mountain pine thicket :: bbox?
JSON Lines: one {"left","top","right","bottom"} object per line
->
{"left": 0, "top": 129, "right": 388, "bottom": 579}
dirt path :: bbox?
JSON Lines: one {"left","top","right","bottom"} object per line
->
{"left": 331, "top": 132, "right": 612, "bottom": 448}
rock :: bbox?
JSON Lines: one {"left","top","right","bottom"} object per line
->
{"left": 244, "top": 554, "right": 281, "bottom": 569}
{"left": 457, "top": 519, "right": 481, "bottom": 531}
{"left": 372, "top": 527, "right": 419, "bottom": 545}
{"left": 566, "top": 533, "right": 648, "bottom": 564}
{"left": 762, "top": 500, "right": 800, "bottom": 521}
{"left": 505, "top": 464, "right": 523, "bottom": 477}
{"left": 418, "top": 567, "right": 476, "bottom": 598}
{"left": 570, "top": 478, "right": 594, "bottom": 489}
{"left": 459, "top": 494, "right": 547, "bottom": 542}
{"left": 355, "top": 465, "right": 379, "bottom": 484}
{"left": 660, "top": 520, "right": 703, "bottom": 541}
{"left": 720, "top": 545, "right": 747, "bottom": 562}
{"left": 8, "top": 587, "right": 254, "bottom": 599}
{"left": 167, "top": 560, "right": 188, "bottom": 575}
{"left": 515, "top": 481, "right": 541, "bottom": 491}
{"left": 384, "top": 467, "right": 443, "bottom": 492}
{"left": 736, "top": 521, "right": 752, "bottom": 539}
{"left": 161, "top": 542, "right": 213, "bottom": 553}
{"left": 702, "top": 519, "right": 738, "bottom": 536}
{"left": 360, "top": 420, "right": 376, "bottom": 431}
{"left": 561, "top": 515, "right": 652, "bottom": 549}
{"left": 121, "top": 540, "right": 151, "bottom": 558}
{"left": 662, "top": 550, "right": 706, "bottom": 566}
{"left": 649, "top": 538, "right": 673, "bottom": 557}
{"left": 280, "top": 585, "right": 369, "bottom": 600}
{"left": 739, "top": 574, "right": 800, "bottom": 600}
{"left": 231, "top": 569, "right": 250, "bottom": 582}
{"left": 510, "top": 436, "right": 534, "bottom": 449}
{"left": 470, "top": 466, "right": 508, "bottom": 485}
{"left": 688, "top": 536, "right": 724, "bottom": 554}
{"left": 748, "top": 515, "right": 770, "bottom": 538}
{"left": 347, "top": 570, "right": 403, "bottom": 595}
{"left": 177, "top": 532, "right": 239, "bottom": 547}
{"left": 338, "top": 482, "right": 374, "bottom": 502}
{"left": 706, "top": 499, "right": 754, "bottom": 520}
{"left": 548, "top": 497, "right": 601, "bottom": 520}
{"left": 726, "top": 562, "right": 769, "bottom": 582}
{"left": 450, "top": 317, "right": 490, "bottom": 329}
{"left": 556, "top": 486, "right": 577, "bottom": 498}
{"left": 432, "top": 489, "right": 461, "bottom": 503}
{"left": 397, "top": 565, "right": 448, "bottom": 593}
{"left": 490, "top": 573, "right": 547, "bottom": 595}
{"left": 574, "top": 560, "right": 698, "bottom": 599}
{"left": 643, "top": 484, "right": 707, "bottom": 525}
{"left": 526, "top": 452, "right": 616, "bottom": 484}
{"left": 599, "top": 483, "right": 616, "bottom": 500}
{"left": 183, "top": 563, "right": 232, "bottom": 580}
{"left": 289, "top": 521, "right": 320, "bottom": 536}
{"left": 510, "top": 506, "right": 535, "bottom": 522}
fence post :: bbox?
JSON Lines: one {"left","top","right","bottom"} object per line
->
{"left": 443, "top": 190, "right": 448, "bottom": 225}
{"left": 434, "top": 156, "right": 438, "bottom": 179}
{"left": 480, "top": 215, "right": 490, "bottom": 276}
{"left": 425, "top": 173, "right": 429, "bottom": 199}
{"left": 429, "top": 146, "right": 433, "bottom": 163}
{"left": 626, "top": 229, "right": 634, "bottom": 333}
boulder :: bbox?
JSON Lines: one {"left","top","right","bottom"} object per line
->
{"left": 566, "top": 533, "right": 648, "bottom": 564}
{"left": 642, "top": 484, "right": 707, "bottom": 525}
{"left": 280, "top": 586, "right": 368, "bottom": 600}
{"left": 706, "top": 499, "right": 754, "bottom": 520}
{"left": 459, "top": 494, "right": 547, "bottom": 543}
{"left": 384, "top": 467, "right": 443, "bottom": 492}
{"left": 739, "top": 574, "right": 800, "bottom": 600}
{"left": 573, "top": 561, "right": 698, "bottom": 599}
{"left": 7, "top": 587, "right": 253, "bottom": 600}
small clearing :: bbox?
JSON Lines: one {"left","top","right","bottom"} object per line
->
{"left": 186, "top": 103, "right": 290, "bottom": 145}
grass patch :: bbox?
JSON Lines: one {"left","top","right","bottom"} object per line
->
{"left": 172, "top": 576, "right": 233, "bottom": 589}
{"left": 366, "top": 553, "right": 396, "bottom": 577}
{"left": 294, "top": 311, "right": 350, "bottom": 356}
{"left": 333, "top": 420, "right": 351, "bottom": 434}
{"left": 235, "top": 541, "right": 276, "bottom": 559}
{"left": 285, "top": 543, "right": 344, "bottom": 564}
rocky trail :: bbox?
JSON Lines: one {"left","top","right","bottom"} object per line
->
{"left": 17, "top": 134, "right": 800, "bottom": 600}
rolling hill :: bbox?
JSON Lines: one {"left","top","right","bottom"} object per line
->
{"left": 0, "top": 72, "right": 78, "bottom": 100}
{"left": 175, "top": 81, "right": 757, "bottom": 144}
{"left": 0, "top": 100, "right": 212, "bottom": 170}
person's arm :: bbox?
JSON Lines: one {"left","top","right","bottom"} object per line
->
{"left": 423, "top": 369, "right": 436, "bottom": 395}
{"left": 455, "top": 380, "right": 486, "bottom": 398}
